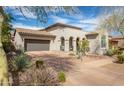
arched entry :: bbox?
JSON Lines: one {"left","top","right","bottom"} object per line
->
{"left": 69, "top": 37, "right": 73, "bottom": 51}
{"left": 60, "top": 37, "right": 65, "bottom": 51}
{"left": 76, "top": 37, "right": 80, "bottom": 51}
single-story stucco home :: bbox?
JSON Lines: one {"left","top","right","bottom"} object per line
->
{"left": 13, "top": 23, "right": 109, "bottom": 54}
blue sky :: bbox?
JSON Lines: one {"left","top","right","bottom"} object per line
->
{"left": 6, "top": 6, "right": 104, "bottom": 31}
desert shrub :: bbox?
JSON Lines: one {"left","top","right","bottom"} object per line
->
{"left": 58, "top": 71, "right": 66, "bottom": 83}
{"left": 8, "top": 50, "right": 30, "bottom": 85}
{"left": 105, "top": 49, "right": 114, "bottom": 56}
{"left": 35, "top": 60, "right": 44, "bottom": 68}
{"left": 106, "top": 48, "right": 123, "bottom": 56}
{"left": 2, "top": 41, "right": 16, "bottom": 53}
{"left": 19, "top": 65, "right": 59, "bottom": 86}
{"left": 117, "top": 53, "right": 124, "bottom": 64}
{"left": 78, "top": 39, "right": 89, "bottom": 55}
{"left": 15, "top": 49, "right": 25, "bottom": 55}
{"left": 10, "top": 52, "right": 29, "bottom": 72}
{"left": 113, "top": 48, "right": 122, "bottom": 55}
{"left": 77, "top": 39, "right": 89, "bottom": 61}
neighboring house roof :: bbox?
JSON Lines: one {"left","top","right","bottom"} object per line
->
{"left": 110, "top": 35, "right": 124, "bottom": 49}
{"left": 110, "top": 36, "right": 124, "bottom": 41}
{"left": 85, "top": 32, "right": 99, "bottom": 36}
{"left": 44, "top": 23, "right": 82, "bottom": 30}
{"left": 15, "top": 28, "right": 56, "bottom": 37}
{"left": 112, "top": 36, "right": 124, "bottom": 39}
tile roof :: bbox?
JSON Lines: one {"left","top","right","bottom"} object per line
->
{"left": 16, "top": 28, "right": 56, "bottom": 37}
{"left": 44, "top": 23, "right": 82, "bottom": 30}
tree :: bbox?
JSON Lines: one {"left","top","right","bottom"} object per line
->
{"left": 100, "top": 7, "right": 124, "bottom": 38}
{"left": 0, "top": 7, "right": 9, "bottom": 85}
{"left": 77, "top": 39, "right": 89, "bottom": 61}
{"left": 0, "top": 6, "right": 79, "bottom": 85}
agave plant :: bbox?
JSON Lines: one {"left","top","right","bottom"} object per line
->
{"left": 9, "top": 50, "right": 30, "bottom": 85}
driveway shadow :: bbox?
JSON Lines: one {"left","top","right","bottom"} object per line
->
{"left": 27, "top": 52, "right": 76, "bottom": 72}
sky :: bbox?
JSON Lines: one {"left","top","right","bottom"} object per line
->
{"left": 5, "top": 6, "right": 105, "bottom": 31}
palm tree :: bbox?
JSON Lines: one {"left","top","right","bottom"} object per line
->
{"left": 0, "top": 6, "right": 79, "bottom": 85}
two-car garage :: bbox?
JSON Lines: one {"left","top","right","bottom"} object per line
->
{"left": 24, "top": 39, "right": 50, "bottom": 51}
{"left": 15, "top": 28, "right": 56, "bottom": 52}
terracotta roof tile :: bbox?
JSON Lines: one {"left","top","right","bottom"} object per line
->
{"left": 44, "top": 23, "right": 82, "bottom": 30}
{"left": 16, "top": 28, "right": 56, "bottom": 37}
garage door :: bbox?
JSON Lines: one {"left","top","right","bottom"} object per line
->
{"left": 25, "top": 39, "right": 50, "bottom": 51}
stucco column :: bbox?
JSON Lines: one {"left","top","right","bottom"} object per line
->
{"left": 73, "top": 39, "right": 76, "bottom": 52}
{"left": 65, "top": 39, "right": 69, "bottom": 52}
{"left": 106, "top": 32, "right": 109, "bottom": 50}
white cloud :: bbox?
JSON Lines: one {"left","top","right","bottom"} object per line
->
{"left": 49, "top": 15, "right": 99, "bottom": 31}
{"left": 50, "top": 15, "right": 70, "bottom": 24}
{"left": 69, "top": 22, "right": 97, "bottom": 31}
{"left": 12, "top": 23, "right": 43, "bottom": 30}
{"left": 79, "top": 17, "right": 100, "bottom": 25}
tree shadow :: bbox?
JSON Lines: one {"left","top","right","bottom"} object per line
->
{"left": 28, "top": 53, "right": 76, "bottom": 72}
{"left": 113, "top": 60, "right": 123, "bottom": 64}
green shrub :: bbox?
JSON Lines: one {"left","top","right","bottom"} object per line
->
{"left": 58, "top": 71, "right": 66, "bottom": 83}
{"left": 2, "top": 41, "right": 16, "bottom": 53}
{"left": 35, "top": 60, "right": 44, "bottom": 68}
{"left": 13, "top": 54, "right": 29, "bottom": 72}
{"left": 9, "top": 50, "right": 29, "bottom": 72}
{"left": 117, "top": 53, "right": 124, "bottom": 64}
{"left": 9, "top": 52, "right": 30, "bottom": 85}
{"left": 113, "top": 48, "right": 122, "bottom": 55}
{"left": 105, "top": 49, "right": 114, "bottom": 56}
{"left": 106, "top": 48, "right": 123, "bottom": 56}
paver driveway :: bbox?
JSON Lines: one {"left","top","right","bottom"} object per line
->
{"left": 27, "top": 51, "right": 124, "bottom": 86}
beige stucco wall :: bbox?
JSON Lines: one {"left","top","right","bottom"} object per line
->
{"left": 97, "top": 29, "right": 109, "bottom": 54}
{"left": 86, "top": 34, "right": 100, "bottom": 54}
{"left": 86, "top": 29, "right": 109, "bottom": 54}
{"left": 49, "top": 26, "right": 87, "bottom": 52}
{"left": 14, "top": 32, "right": 24, "bottom": 49}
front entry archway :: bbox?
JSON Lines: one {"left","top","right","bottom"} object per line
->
{"left": 69, "top": 37, "right": 73, "bottom": 51}
{"left": 60, "top": 37, "right": 65, "bottom": 51}
{"left": 76, "top": 37, "right": 80, "bottom": 51}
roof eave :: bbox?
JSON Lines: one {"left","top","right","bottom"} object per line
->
{"left": 18, "top": 32, "right": 56, "bottom": 38}
{"left": 45, "top": 23, "right": 82, "bottom": 30}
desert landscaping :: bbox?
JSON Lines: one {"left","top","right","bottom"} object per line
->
{"left": 26, "top": 51, "right": 124, "bottom": 85}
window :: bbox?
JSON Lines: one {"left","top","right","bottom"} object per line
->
{"left": 101, "top": 35, "right": 106, "bottom": 48}
{"left": 69, "top": 37, "right": 73, "bottom": 51}
{"left": 60, "top": 37, "right": 65, "bottom": 51}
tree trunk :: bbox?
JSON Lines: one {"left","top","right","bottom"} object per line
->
{"left": 0, "top": 8, "right": 9, "bottom": 85}
{"left": 11, "top": 71, "right": 19, "bottom": 86}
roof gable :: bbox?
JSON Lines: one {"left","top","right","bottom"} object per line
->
{"left": 44, "top": 23, "right": 82, "bottom": 30}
